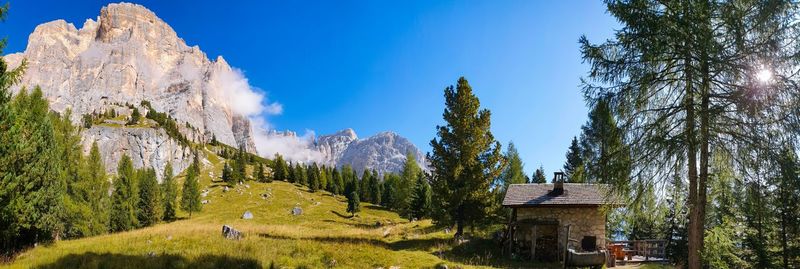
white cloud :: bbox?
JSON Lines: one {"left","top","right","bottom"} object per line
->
{"left": 250, "top": 117, "right": 325, "bottom": 163}
{"left": 211, "top": 63, "right": 323, "bottom": 162}
{"left": 209, "top": 67, "right": 282, "bottom": 117}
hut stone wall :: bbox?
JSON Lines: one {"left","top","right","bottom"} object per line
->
{"left": 517, "top": 206, "right": 606, "bottom": 251}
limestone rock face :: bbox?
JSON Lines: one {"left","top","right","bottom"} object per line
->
{"left": 315, "top": 129, "right": 426, "bottom": 176}
{"left": 5, "top": 3, "right": 257, "bottom": 176}
{"left": 82, "top": 126, "right": 192, "bottom": 182}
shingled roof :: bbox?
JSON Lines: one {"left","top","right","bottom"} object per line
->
{"left": 502, "top": 183, "right": 620, "bottom": 207}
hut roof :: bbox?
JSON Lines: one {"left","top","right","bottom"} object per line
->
{"left": 502, "top": 183, "right": 621, "bottom": 207}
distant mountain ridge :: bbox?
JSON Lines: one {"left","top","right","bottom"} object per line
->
{"left": 315, "top": 129, "right": 426, "bottom": 176}
{"left": 3, "top": 2, "right": 426, "bottom": 178}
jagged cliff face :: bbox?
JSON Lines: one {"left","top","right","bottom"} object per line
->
{"left": 315, "top": 129, "right": 426, "bottom": 176}
{"left": 5, "top": 3, "right": 257, "bottom": 179}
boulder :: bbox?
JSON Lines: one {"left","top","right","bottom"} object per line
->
{"left": 242, "top": 211, "right": 253, "bottom": 219}
{"left": 292, "top": 207, "right": 303, "bottom": 216}
{"left": 221, "top": 225, "right": 243, "bottom": 240}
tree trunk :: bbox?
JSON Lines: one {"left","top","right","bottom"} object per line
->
{"left": 684, "top": 44, "right": 701, "bottom": 269}
{"left": 697, "top": 45, "right": 711, "bottom": 268}
{"left": 455, "top": 205, "right": 464, "bottom": 238}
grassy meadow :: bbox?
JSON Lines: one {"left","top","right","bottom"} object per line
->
{"left": 2, "top": 147, "right": 546, "bottom": 269}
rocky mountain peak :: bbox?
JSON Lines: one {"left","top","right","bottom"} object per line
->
{"left": 6, "top": 2, "right": 258, "bottom": 179}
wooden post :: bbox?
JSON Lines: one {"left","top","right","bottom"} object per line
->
{"left": 563, "top": 225, "right": 570, "bottom": 269}
{"left": 531, "top": 225, "right": 537, "bottom": 261}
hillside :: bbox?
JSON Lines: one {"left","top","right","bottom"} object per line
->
{"left": 1, "top": 147, "right": 514, "bottom": 269}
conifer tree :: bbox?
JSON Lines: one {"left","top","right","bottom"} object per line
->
{"left": 369, "top": 173, "right": 382, "bottom": 206}
{"left": 137, "top": 168, "right": 162, "bottom": 227}
{"left": 428, "top": 77, "right": 505, "bottom": 237}
{"left": 331, "top": 168, "right": 342, "bottom": 195}
{"left": 85, "top": 141, "right": 110, "bottom": 234}
{"left": 286, "top": 161, "right": 296, "bottom": 183}
{"left": 580, "top": 96, "right": 630, "bottom": 186}
{"left": 563, "top": 136, "right": 585, "bottom": 183}
{"left": 127, "top": 107, "right": 140, "bottom": 125}
{"left": 222, "top": 162, "right": 233, "bottom": 184}
{"left": 162, "top": 162, "right": 177, "bottom": 221}
{"left": 308, "top": 163, "right": 320, "bottom": 192}
{"left": 181, "top": 161, "right": 202, "bottom": 218}
{"left": 347, "top": 191, "right": 360, "bottom": 217}
{"left": 531, "top": 166, "right": 547, "bottom": 183}
{"left": 272, "top": 153, "right": 287, "bottom": 181}
{"left": 398, "top": 152, "right": 421, "bottom": 216}
{"left": 410, "top": 174, "right": 432, "bottom": 220}
{"left": 110, "top": 154, "right": 138, "bottom": 232}
{"left": 495, "top": 142, "right": 526, "bottom": 216}
{"left": 359, "top": 170, "right": 371, "bottom": 203}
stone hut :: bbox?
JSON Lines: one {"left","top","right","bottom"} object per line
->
{"left": 502, "top": 172, "right": 618, "bottom": 262}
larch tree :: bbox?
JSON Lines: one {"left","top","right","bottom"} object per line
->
{"left": 428, "top": 77, "right": 505, "bottom": 237}
{"left": 580, "top": 1, "right": 800, "bottom": 267}
{"left": 110, "top": 154, "right": 138, "bottom": 232}
{"left": 137, "top": 168, "right": 162, "bottom": 227}
{"left": 162, "top": 161, "right": 177, "bottom": 221}
{"left": 181, "top": 158, "right": 202, "bottom": 218}
{"left": 563, "top": 137, "right": 585, "bottom": 183}
{"left": 530, "top": 166, "right": 547, "bottom": 183}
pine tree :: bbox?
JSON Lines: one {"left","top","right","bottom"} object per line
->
{"left": 494, "top": 142, "right": 526, "bottom": 221}
{"left": 369, "top": 172, "right": 382, "bottom": 206}
{"left": 286, "top": 161, "right": 296, "bottom": 183}
{"left": 272, "top": 153, "right": 287, "bottom": 181}
{"left": 127, "top": 107, "right": 140, "bottom": 125}
{"left": 531, "top": 166, "right": 546, "bottom": 183}
{"left": 347, "top": 191, "right": 360, "bottom": 217}
{"left": 110, "top": 154, "right": 139, "bottom": 232}
{"left": 222, "top": 162, "right": 233, "bottom": 184}
{"left": 308, "top": 163, "right": 320, "bottom": 192}
{"left": 398, "top": 152, "right": 421, "bottom": 216}
{"left": 580, "top": 96, "right": 630, "bottom": 186}
{"left": 409, "top": 174, "right": 432, "bottom": 220}
{"left": 162, "top": 162, "right": 177, "bottom": 221}
{"left": 181, "top": 161, "right": 202, "bottom": 218}
{"left": 428, "top": 77, "right": 506, "bottom": 237}
{"left": 296, "top": 163, "right": 307, "bottom": 186}
{"left": 331, "top": 168, "right": 342, "bottom": 195}
{"left": 85, "top": 141, "right": 110, "bottom": 234}
{"left": 137, "top": 168, "right": 162, "bottom": 227}
{"left": 563, "top": 136, "right": 585, "bottom": 183}
{"left": 581, "top": 2, "right": 799, "bottom": 267}
{"left": 359, "top": 170, "right": 371, "bottom": 203}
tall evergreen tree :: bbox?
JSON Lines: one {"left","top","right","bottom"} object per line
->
{"left": 222, "top": 162, "right": 233, "bottom": 184}
{"left": 137, "top": 168, "right": 162, "bottom": 227}
{"left": 580, "top": 2, "right": 800, "bottom": 267}
{"left": 272, "top": 153, "right": 287, "bottom": 181}
{"left": 359, "top": 169, "right": 371, "bottom": 202}
{"left": 308, "top": 163, "right": 320, "bottom": 192}
{"left": 563, "top": 137, "right": 585, "bottom": 183}
{"left": 331, "top": 168, "right": 342, "bottom": 195}
{"left": 162, "top": 162, "right": 177, "bottom": 221}
{"left": 580, "top": 96, "right": 630, "bottom": 186}
{"left": 181, "top": 159, "right": 202, "bottom": 218}
{"left": 409, "top": 174, "right": 432, "bottom": 220}
{"left": 85, "top": 141, "right": 110, "bottom": 235}
{"left": 110, "top": 154, "right": 138, "bottom": 232}
{"left": 347, "top": 191, "right": 360, "bottom": 217}
{"left": 428, "top": 77, "right": 506, "bottom": 237}
{"left": 530, "top": 166, "right": 546, "bottom": 183}
{"left": 398, "top": 152, "right": 421, "bottom": 216}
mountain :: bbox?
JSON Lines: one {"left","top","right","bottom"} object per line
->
{"left": 315, "top": 129, "right": 426, "bottom": 176}
{"left": 4, "top": 3, "right": 257, "bottom": 179}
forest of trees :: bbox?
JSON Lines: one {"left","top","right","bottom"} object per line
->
{"left": 268, "top": 151, "right": 433, "bottom": 220}
{"left": 575, "top": 1, "right": 800, "bottom": 268}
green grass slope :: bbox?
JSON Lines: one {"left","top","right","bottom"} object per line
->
{"left": 2, "top": 148, "right": 528, "bottom": 269}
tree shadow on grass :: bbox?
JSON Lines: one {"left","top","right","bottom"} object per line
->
{"left": 34, "top": 252, "right": 262, "bottom": 269}
{"left": 257, "top": 232, "right": 538, "bottom": 268}
{"left": 329, "top": 210, "right": 355, "bottom": 219}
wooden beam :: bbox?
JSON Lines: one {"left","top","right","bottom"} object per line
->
{"left": 531, "top": 225, "right": 537, "bottom": 261}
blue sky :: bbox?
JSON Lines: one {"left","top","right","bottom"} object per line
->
{"left": 2, "top": 1, "right": 618, "bottom": 177}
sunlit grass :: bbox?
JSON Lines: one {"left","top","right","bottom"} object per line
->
{"left": 2, "top": 149, "right": 514, "bottom": 269}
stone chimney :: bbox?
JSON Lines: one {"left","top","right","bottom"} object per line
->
{"left": 551, "top": 172, "right": 565, "bottom": 196}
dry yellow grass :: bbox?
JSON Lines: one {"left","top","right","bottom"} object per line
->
{"left": 3, "top": 148, "right": 532, "bottom": 269}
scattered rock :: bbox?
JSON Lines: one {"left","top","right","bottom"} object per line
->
{"left": 444, "top": 228, "right": 451, "bottom": 234}
{"left": 242, "top": 211, "right": 253, "bottom": 219}
{"left": 166, "top": 235, "right": 172, "bottom": 240}
{"left": 223, "top": 186, "right": 229, "bottom": 192}
{"left": 383, "top": 228, "right": 392, "bottom": 237}
{"left": 222, "top": 225, "right": 243, "bottom": 240}
{"left": 201, "top": 200, "right": 209, "bottom": 204}
{"left": 434, "top": 263, "right": 448, "bottom": 269}
{"left": 292, "top": 207, "right": 303, "bottom": 216}
{"left": 313, "top": 201, "right": 321, "bottom": 206}
{"left": 147, "top": 251, "right": 156, "bottom": 257}
{"left": 389, "top": 266, "right": 400, "bottom": 269}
